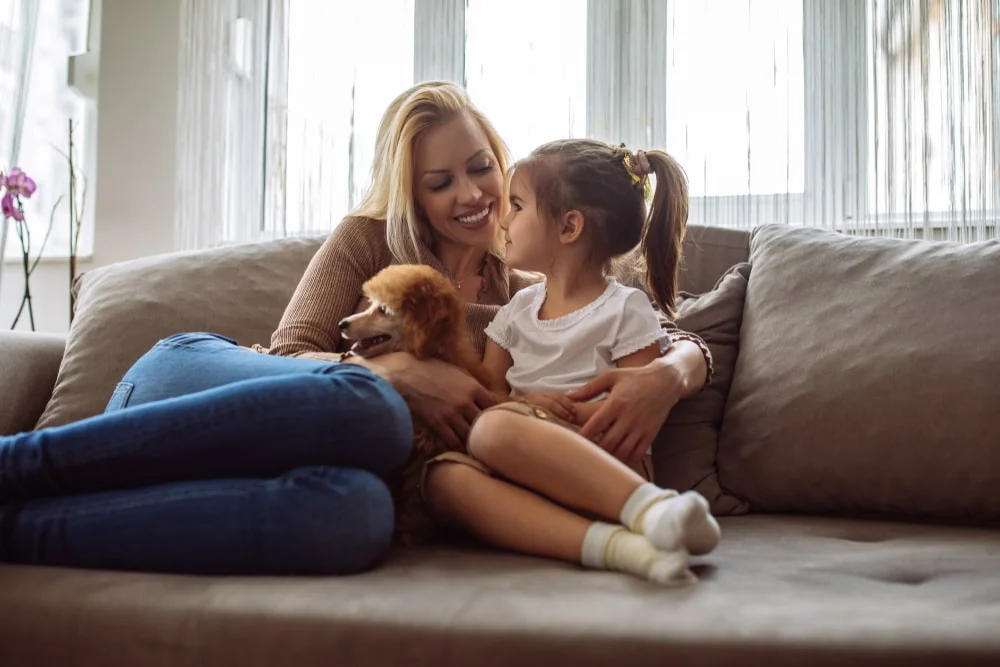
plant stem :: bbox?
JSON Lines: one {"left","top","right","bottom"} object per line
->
{"left": 11, "top": 210, "right": 35, "bottom": 331}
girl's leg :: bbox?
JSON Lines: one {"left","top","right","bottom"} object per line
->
{"left": 423, "top": 462, "right": 693, "bottom": 585}
{"left": 0, "top": 466, "right": 394, "bottom": 575}
{"left": 104, "top": 332, "right": 357, "bottom": 412}
{"left": 467, "top": 410, "right": 720, "bottom": 555}
{"left": 0, "top": 367, "right": 411, "bottom": 504}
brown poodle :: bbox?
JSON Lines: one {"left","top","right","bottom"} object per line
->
{"left": 339, "top": 264, "right": 493, "bottom": 545}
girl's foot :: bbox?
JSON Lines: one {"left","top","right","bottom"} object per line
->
{"left": 621, "top": 485, "right": 721, "bottom": 556}
{"left": 581, "top": 522, "right": 696, "bottom": 586}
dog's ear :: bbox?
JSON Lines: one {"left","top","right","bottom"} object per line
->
{"left": 402, "top": 278, "right": 463, "bottom": 359}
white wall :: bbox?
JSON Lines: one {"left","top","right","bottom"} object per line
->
{"left": 1, "top": 0, "right": 181, "bottom": 334}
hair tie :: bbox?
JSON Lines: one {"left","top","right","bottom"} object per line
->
{"left": 619, "top": 144, "right": 652, "bottom": 198}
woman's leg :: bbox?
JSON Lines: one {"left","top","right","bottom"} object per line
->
{"left": 104, "top": 332, "right": 355, "bottom": 411}
{"left": 0, "top": 367, "right": 412, "bottom": 504}
{"left": 423, "top": 462, "right": 693, "bottom": 585}
{"left": 0, "top": 466, "right": 394, "bottom": 575}
{"left": 467, "top": 410, "right": 720, "bottom": 555}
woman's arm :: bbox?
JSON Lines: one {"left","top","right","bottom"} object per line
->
{"left": 264, "top": 218, "right": 496, "bottom": 449}
{"left": 262, "top": 217, "right": 383, "bottom": 357}
{"left": 569, "top": 330, "right": 712, "bottom": 464}
{"left": 570, "top": 341, "right": 663, "bottom": 426}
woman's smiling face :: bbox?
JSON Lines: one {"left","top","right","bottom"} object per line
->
{"left": 413, "top": 111, "right": 504, "bottom": 253}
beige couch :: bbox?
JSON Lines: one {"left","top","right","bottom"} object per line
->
{"left": 1, "top": 224, "right": 999, "bottom": 667}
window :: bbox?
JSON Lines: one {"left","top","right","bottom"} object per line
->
{"left": 233, "top": 0, "right": 996, "bottom": 247}
{"left": 264, "top": 0, "right": 414, "bottom": 239}
{"left": 1, "top": 0, "right": 94, "bottom": 260}
{"left": 867, "top": 0, "right": 999, "bottom": 220}
{"left": 465, "top": 0, "right": 587, "bottom": 162}
{"left": 665, "top": 0, "right": 805, "bottom": 199}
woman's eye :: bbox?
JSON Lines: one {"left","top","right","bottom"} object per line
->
{"left": 378, "top": 305, "right": 389, "bottom": 314}
{"left": 471, "top": 162, "right": 494, "bottom": 175}
{"left": 429, "top": 179, "right": 452, "bottom": 192}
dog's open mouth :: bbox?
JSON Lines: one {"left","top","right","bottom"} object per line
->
{"left": 350, "top": 333, "right": 392, "bottom": 354}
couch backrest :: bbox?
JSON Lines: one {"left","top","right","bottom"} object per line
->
{"left": 34, "top": 225, "right": 748, "bottom": 430}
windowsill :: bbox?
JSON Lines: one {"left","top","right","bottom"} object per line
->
{"left": 2, "top": 253, "right": 95, "bottom": 265}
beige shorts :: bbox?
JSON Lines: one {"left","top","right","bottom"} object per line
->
{"left": 420, "top": 400, "right": 654, "bottom": 498}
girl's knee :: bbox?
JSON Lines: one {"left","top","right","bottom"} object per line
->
{"left": 272, "top": 467, "right": 395, "bottom": 575}
{"left": 467, "top": 410, "right": 526, "bottom": 462}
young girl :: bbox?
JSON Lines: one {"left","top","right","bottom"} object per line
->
{"left": 421, "top": 139, "right": 720, "bottom": 585}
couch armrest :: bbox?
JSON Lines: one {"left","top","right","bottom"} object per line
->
{"left": 0, "top": 331, "right": 66, "bottom": 435}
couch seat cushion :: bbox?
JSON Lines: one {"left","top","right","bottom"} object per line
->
{"left": 1, "top": 516, "right": 998, "bottom": 667}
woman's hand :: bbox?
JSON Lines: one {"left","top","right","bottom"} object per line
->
{"left": 566, "top": 341, "right": 708, "bottom": 465}
{"left": 519, "top": 390, "right": 577, "bottom": 422}
{"left": 358, "top": 352, "right": 497, "bottom": 451}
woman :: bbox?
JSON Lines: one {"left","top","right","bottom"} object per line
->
{"left": 261, "top": 81, "right": 711, "bottom": 455}
{"left": 0, "top": 81, "right": 709, "bottom": 575}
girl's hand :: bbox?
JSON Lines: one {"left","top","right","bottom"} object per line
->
{"left": 567, "top": 362, "right": 685, "bottom": 465}
{"left": 519, "top": 390, "right": 578, "bottom": 423}
{"left": 351, "top": 352, "right": 497, "bottom": 451}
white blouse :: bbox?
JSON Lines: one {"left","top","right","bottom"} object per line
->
{"left": 484, "top": 279, "right": 669, "bottom": 398}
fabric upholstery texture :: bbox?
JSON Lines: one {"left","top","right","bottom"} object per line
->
{"left": 655, "top": 263, "right": 751, "bottom": 515}
{"left": 0, "top": 331, "right": 67, "bottom": 436}
{"left": 718, "top": 224, "right": 1000, "bottom": 521}
{"left": 34, "top": 236, "right": 324, "bottom": 429}
{"left": 1, "top": 515, "right": 998, "bottom": 667}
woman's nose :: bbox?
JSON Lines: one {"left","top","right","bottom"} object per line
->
{"left": 456, "top": 177, "right": 482, "bottom": 204}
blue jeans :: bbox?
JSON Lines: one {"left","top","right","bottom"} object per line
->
{"left": 0, "top": 333, "right": 413, "bottom": 575}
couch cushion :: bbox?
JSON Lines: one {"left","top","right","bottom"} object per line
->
{"left": 678, "top": 224, "right": 751, "bottom": 295}
{"left": 35, "top": 237, "right": 325, "bottom": 428}
{"left": 656, "top": 263, "right": 751, "bottom": 515}
{"left": 0, "top": 331, "right": 66, "bottom": 435}
{"left": 718, "top": 224, "right": 1000, "bottom": 521}
{"left": 1, "top": 515, "right": 998, "bottom": 667}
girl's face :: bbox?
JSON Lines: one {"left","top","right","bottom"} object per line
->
{"left": 413, "top": 112, "right": 504, "bottom": 253}
{"left": 501, "top": 169, "right": 559, "bottom": 273}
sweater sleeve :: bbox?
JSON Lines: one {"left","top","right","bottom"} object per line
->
{"left": 259, "top": 217, "right": 385, "bottom": 357}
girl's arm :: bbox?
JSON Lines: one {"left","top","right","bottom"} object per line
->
{"left": 482, "top": 339, "right": 514, "bottom": 397}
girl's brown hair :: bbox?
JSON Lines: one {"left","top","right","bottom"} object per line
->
{"left": 513, "top": 139, "right": 689, "bottom": 317}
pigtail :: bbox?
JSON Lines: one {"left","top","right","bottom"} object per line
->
{"left": 639, "top": 150, "right": 688, "bottom": 318}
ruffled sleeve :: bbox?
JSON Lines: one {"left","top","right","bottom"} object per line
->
{"left": 611, "top": 290, "right": 671, "bottom": 361}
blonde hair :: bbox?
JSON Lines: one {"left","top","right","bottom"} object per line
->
{"left": 350, "top": 81, "right": 511, "bottom": 264}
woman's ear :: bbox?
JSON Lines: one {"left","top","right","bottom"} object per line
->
{"left": 559, "top": 210, "right": 586, "bottom": 245}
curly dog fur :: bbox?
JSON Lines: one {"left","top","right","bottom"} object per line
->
{"left": 339, "top": 264, "right": 493, "bottom": 545}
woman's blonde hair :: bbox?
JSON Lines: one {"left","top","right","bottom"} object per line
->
{"left": 350, "top": 81, "right": 511, "bottom": 264}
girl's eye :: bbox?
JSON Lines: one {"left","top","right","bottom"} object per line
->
{"left": 378, "top": 305, "right": 389, "bottom": 314}
{"left": 509, "top": 200, "right": 522, "bottom": 212}
{"left": 429, "top": 178, "right": 452, "bottom": 192}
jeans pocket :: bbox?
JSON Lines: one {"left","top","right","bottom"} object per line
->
{"left": 105, "top": 382, "right": 135, "bottom": 412}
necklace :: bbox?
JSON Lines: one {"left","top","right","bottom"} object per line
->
{"left": 445, "top": 256, "right": 487, "bottom": 291}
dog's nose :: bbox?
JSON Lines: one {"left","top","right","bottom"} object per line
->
{"left": 338, "top": 318, "right": 349, "bottom": 330}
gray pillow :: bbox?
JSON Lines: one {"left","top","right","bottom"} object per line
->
{"left": 718, "top": 224, "right": 1000, "bottom": 521}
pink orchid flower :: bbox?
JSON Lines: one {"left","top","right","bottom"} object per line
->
{"left": 1, "top": 191, "right": 23, "bottom": 222}
{"left": 4, "top": 167, "right": 36, "bottom": 199}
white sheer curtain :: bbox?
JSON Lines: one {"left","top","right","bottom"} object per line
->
{"left": 175, "top": 0, "right": 999, "bottom": 250}
{"left": 1, "top": 0, "right": 92, "bottom": 298}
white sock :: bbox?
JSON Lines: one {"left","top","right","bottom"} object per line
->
{"left": 580, "top": 522, "right": 696, "bottom": 586}
{"left": 620, "top": 483, "right": 721, "bottom": 556}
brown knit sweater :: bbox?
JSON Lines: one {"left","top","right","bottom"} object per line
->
{"left": 254, "top": 216, "right": 712, "bottom": 381}
{"left": 254, "top": 216, "right": 535, "bottom": 358}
